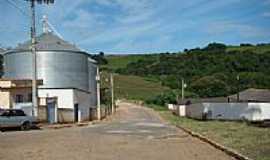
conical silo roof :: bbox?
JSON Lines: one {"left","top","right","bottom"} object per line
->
{"left": 15, "top": 32, "right": 81, "bottom": 51}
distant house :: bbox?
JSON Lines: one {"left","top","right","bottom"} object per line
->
{"left": 0, "top": 79, "right": 43, "bottom": 112}
{"left": 228, "top": 88, "right": 270, "bottom": 102}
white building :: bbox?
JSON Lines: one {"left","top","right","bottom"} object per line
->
{"left": 1, "top": 31, "right": 98, "bottom": 123}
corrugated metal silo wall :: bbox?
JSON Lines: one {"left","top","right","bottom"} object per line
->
{"left": 88, "top": 58, "right": 97, "bottom": 107}
{"left": 4, "top": 51, "right": 89, "bottom": 92}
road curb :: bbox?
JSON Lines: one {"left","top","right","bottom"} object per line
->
{"left": 175, "top": 125, "right": 253, "bottom": 160}
{"left": 38, "top": 122, "right": 91, "bottom": 130}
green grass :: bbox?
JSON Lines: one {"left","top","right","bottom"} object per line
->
{"left": 102, "top": 55, "right": 146, "bottom": 70}
{"left": 154, "top": 109, "right": 270, "bottom": 160}
{"left": 113, "top": 74, "right": 169, "bottom": 101}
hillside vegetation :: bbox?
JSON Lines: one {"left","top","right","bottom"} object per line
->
{"left": 104, "top": 43, "right": 270, "bottom": 101}
{"left": 113, "top": 74, "right": 168, "bottom": 100}
{"left": 227, "top": 44, "right": 270, "bottom": 53}
{"left": 102, "top": 54, "right": 156, "bottom": 71}
{"left": 100, "top": 72, "right": 168, "bottom": 101}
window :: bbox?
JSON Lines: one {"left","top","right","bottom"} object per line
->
{"left": 15, "top": 110, "right": 25, "bottom": 116}
{"left": 1, "top": 111, "right": 11, "bottom": 116}
{"left": 15, "top": 95, "right": 23, "bottom": 103}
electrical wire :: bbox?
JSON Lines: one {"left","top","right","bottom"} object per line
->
{"left": 6, "top": 0, "right": 30, "bottom": 17}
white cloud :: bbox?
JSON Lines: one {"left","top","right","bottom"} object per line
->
{"left": 264, "top": 0, "right": 270, "bottom": 5}
{"left": 262, "top": 12, "right": 270, "bottom": 17}
{"left": 205, "top": 21, "right": 270, "bottom": 39}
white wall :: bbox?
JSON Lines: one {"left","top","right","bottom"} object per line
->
{"left": 178, "top": 105, "right": 186, "bottom": 117}
{"left": 167, "top": 104, "right": 175, "bottom": 110}
{"left": 246, "top": 103, "right": 270, "bottom": 121}
{"left": 187, "top": 103, "right": 270, "bottom": 121}
{"left": 38, "top": 89, "right": 92, "bottom": 122}
{"left": 38, "top": 89, "right": 74, "bottom": 109}
{"left": 169, "top": 104, "right": 186, "bottom": 117}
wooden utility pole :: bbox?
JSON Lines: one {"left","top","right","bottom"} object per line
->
{"left": 26, "top": 0, "right": 54, "bottom": 117}
{"left": 110, "top": 73, "right": 115, "bottom": 114}
{"left": 237, "top": 75, "right": 240, "bottom": 102}
{"left": 30, "top": 0, "right": 38, "bottom": 117}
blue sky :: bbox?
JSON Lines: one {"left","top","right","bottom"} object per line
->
{"left": 0, "top": 0, "right": 270, "bottom": 54}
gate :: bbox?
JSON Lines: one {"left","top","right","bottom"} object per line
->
{"left": 47, "top": 97, "right": 57, "bottom": 124}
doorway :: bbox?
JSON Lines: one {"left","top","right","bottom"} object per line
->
{"left": 74, "top": 104, "right": 79, "bottom": 122}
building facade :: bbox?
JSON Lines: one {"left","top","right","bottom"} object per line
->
{"left": 1, "top": 32, "right": 98, "bottom": 123}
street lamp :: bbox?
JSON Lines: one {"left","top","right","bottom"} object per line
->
{"left": 182, "top": 79, "right": 187, "bottom": 101}
{"left": 25, "top": 0, "right": 55, "bottom": 117}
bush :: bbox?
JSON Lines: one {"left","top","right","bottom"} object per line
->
{"left": 190, "top": 76, "right": 229, "bottom": 97}
{"left": 146, "top": 90, "right": 198, "bottom": 105}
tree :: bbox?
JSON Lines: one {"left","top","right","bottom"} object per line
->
{"left": 99, "top": 52, "right": 104, "bottom": 57}
{"left": 190, "top": 76, "right": 229, "bottom": 97}
{"left": 90, "top": 52, "right": 108, "bottom": 65}
{"left": 240, "top": 43, "right": 253, "bottom": 47}
{"left": 204, "top": 42, "right": 226, "bottom": 53}
{"left": 117, "top": 43, "right": 270, "bottom": 98}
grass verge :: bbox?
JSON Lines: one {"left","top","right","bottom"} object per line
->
{"left": 147, "top": 104, "right": 270, "bottom": 160}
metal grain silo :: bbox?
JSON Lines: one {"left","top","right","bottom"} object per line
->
{"left": 88, "top": 58, "right": 98, "bottom": 107}
{"left": 3, "top": 32, "right": 97, "bottom": 95}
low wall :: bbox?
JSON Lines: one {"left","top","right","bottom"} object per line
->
{"left": 169, "top": 104, "right": 186, "bottom": 117}
{"left": 38, "top": 106, "right": 47, "bottom": 122}
{"left": 186, "top": 103, "right": 205, "bottom": 120}
{"left": 186, "top": 103, "right": 270, "bottom": 121}
{"left": 38, "top": 107, "right": 74, "bottom": 123}
{"left": 58, "top": 108, "right": 74, "bottom": 123}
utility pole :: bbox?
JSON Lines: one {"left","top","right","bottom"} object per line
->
{"left": 30, "top": 0, "right": 38, "bottom": 117}
{"left": 96, "top": 67, "right": 101, "bottom": 120}
{"left": 237, "top": 75, "right": 240, "bottom": 102}
{"left": 110, "top": 73, "right": 114, "bottom": 114}
{"left": 26, "top": 0, "right": 55, "bottom": 117}
{"left": 181, "top": 79, "right": 187, "bottom": 100}
{"left": 182, "top": 78, "right": 185, "bottom": 101}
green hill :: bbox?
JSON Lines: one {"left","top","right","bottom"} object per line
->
{"left": 100, "top": 73, "right": 168, "bottom": 101}
{"left": 113, "top": 74, "right": 169, "bottom": 100}
{"left": 104, "top": 44, "right": 270, "bottom": 71}
{"left": 104, "top": 43, "right": 270, "bottom": 99}
{"left": 102, "top": 54, "right": 157, "bottom": 71}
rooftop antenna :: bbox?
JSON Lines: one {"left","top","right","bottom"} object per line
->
{"left": 42, "top": 15, "right": 50, "bottom": 33}
{"left": 42, "top": 14, "right": 63, "bottom": 38}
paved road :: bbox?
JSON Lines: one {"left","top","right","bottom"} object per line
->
{"left": 0, "top": 102, "right": 234, "bottom": 160}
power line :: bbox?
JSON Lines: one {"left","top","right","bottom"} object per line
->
{"left": 6, "top": 0, "right": 30, "bottom": 17}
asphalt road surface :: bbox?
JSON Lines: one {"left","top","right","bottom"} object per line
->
{"left": 0, "top": 102, "right": 235, "bottom": 160}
